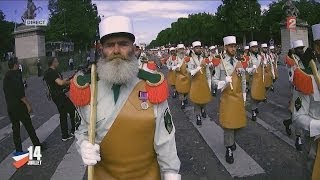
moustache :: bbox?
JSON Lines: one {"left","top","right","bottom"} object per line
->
{"left": 107, "top": 54, "right": 128, "bottom": 61}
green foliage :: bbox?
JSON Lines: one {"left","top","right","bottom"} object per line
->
{"left": 0, "top": 10, "right": 15, "bottom": 60}
{"left": 46, "top": 0, "right": 99, "bottom": 51}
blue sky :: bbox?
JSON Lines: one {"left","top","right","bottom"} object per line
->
{"left": 0, "top": 0, "right": 275, "bottom": 44}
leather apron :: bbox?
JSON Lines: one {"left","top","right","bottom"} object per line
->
{"left": 189, "top": 66, "right": 212, "bottom": 105}
{"left": 273, "top": 61, "right": 279, "bottom": 79}
{"left": 175, "top": 61, "right": 191, "bottom": 94}
{"left": 251, "top": 65, "right": 266, "bottom": 101}
{"left": 94, "top": 81, "right": 161, "bottom": 180}
{"left": 312, "top": 140, "right": 320, "bottom": 180}
{"left": 167, "top": 70, "right": 176, "bottom": 86}
{"left": 219, "top": 64, "right": 246, "bottom": 129}
{"left": 264, "top": 63, "right": 273, "bottom": 88}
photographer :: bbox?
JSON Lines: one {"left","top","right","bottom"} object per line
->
{"left": 44, "top": 57, "right": 76, "bottom": 141}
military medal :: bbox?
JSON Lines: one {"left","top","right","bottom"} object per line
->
{"left": 139, "top": 91, "right": 149, "bottom": 110}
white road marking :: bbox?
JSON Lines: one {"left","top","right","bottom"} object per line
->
{"left": 184, "top": 107, "right": 265, "bottom": 178}
{"left": 50, "top": 141, "right": 86, "bottom": 180}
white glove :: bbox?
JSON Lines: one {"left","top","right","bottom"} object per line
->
{"left": 171, "top": 66, "right": 177, "bottom": 71}
{"left": 217, "top": 81, "right": 226, "bottom": 90}
{"left": 163, "top": 172, "right": 181, "bottom": 180}
{"left": 243, "top": 93, "right": 246, "bottom": 102}
{"left": 252, "top": 65, "right": 257, "bottom": 69}
{"left": 190, "top": 66, "right": 202, "bottom": 76}
{"left": 225, "top": 76, "right": 232, "bottom": 83}
{"left": 80, "top": 140, "right": 101, "bottom": 166}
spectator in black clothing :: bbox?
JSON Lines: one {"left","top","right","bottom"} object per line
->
{"left": 3, "top": 57, "right": 42, "bottom": 155}
{"left": 44, "top": 57, "right": 76, "bottom": 141}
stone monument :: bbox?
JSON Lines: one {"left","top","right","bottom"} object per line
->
{"left": 280, "top": 0, "right": 309, "bottom": 61}
{"left": 13, "top": 0, "right": 46, "bottom": 75}
{"left": 280, "top": 0, "right": 309, "bottom": 59}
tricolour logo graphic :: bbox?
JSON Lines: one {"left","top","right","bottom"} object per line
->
{"left": 12, "top": 146, "right": 42, "bottom": 169}
{"left": 12, "top": 152, "right": 29, "bottom": 169}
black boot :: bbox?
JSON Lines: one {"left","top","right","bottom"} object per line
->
{"left": 251, "top": 109, "right": 257, "bottom": 121}
{"left": 183, "top": 98, "right": 188, "bottom": 105}
{"left": 230, "top": 143, "right": 236, "bottom": 151}
{"left": 212, "top": 88, "right": 217, "bottom": 97}
{"left": 196, "top": 115, "right": 202, "bottom": 125}
{"left": 295, "top": 136, "right": 302, "bottom": 152}
{"left": 283, "top": 118, "right": 292, "bottom": 136}
{"left": 225, "top": 147, "right": 234, "bottom": 164}
{"left": 172, "top": 91, "right": 177, "bottom": 98}
{"left": 181, "top": 101, "right": 185, "bottom": 110}
{"left": 201, "top": 108, "right": 207, "bottom": 118}
{"left": 270, "top": 86, "right": 274, "bottom": 92}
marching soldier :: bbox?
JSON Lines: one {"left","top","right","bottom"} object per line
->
{"left": 244, "top": 46, "right": 250, "bottom": 56}
{"left": 260, "top": 43, "right": 275, "bottom": 92}
{"left": 292, "top": 23, "right": 320, "bottom": 179}
{"left": 166, "top": 47, "right": 178, "bottom": 98}
{"left": 246, "top": 41, "right": 266, "bottom": 121}
{"left": 269, "top": 45, "right": 279, "bottom": 80}
{"left": 187, "top": 41, "right": 212, "bottom": 125}
{"left": 174, "top": 44, "right": 191, "bottom": 109}
{"left": 284, "top": 40, "right": 307, "bottom": 150}
{"left": 209, "top": 45, "right": 219, "bottom": 96}
{"left": 283, "top": 46, "right": 295, "bottom": 136}
{"left": 73, "top": 16, "right": 181, "bottom": 180}
{"left": 212, "top": 36, "right": 247, "bottom": 164}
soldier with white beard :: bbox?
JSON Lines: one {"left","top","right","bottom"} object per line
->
{"left": 71, "top": 16, "right": 181, "bottom": 180}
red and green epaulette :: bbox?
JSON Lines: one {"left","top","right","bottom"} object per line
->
{"left": 240, "top": 55, "right": 250, "bottom": 69}
{"left": 184, "top": 56, "right": 191, "bottom": 63}
{"left": 70, "top": 69, "right": 169, "bottom": 107}
{"left": 285, "top": 55, "right": 296, "bottom": 67}
{"left": 70, "top": 73, "right": 93, "bottom": 107}
{"left": 138, "top": 69, "right": 169, "bottom": 104}
{"left": 293, "top": 67, "right": 313, "bottom": 95}
{"left": 146, "top": 61, "right": 157, "bottom": 71}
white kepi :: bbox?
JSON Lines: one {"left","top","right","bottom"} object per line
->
{"left": 312, "top": 23, "right": 320, "bottom": 41}
{"left": 209, "top": 46, "right": 216, "bottom": 50}
{"left": 292, "top": 40, "right": 304, "bottom": 49}
{"left": 99, "top": 16, "right": 135, "bottom": 42}
{"left": 244, "top": 46, "right": 249, "bottom": 50}
{"left": 261, "top": 43, "right": 268, "bottom": 48}
{"left": 223, "top": 36, "right": 236, "bottom": 46}
{"left": 176, "top": 44, "right": 185, "bottom": 49}
{"left": 249, "top": 41, "right": 258, "bottom": 47}
{"left": 192, "top": 41, "right": 201, "bottom": 48}
{"left": 169, "top": 47, "right": 176, "bottom": 51}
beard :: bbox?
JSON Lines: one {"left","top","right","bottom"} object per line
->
{"left": 97, "top": 53, "right": 139, "bottom": 85}
{"left": 177, "top": 52, "right": 185, "bottom": 59}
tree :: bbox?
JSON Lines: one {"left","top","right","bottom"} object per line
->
{"left": 46, "top": 0, "right": 99, "bottom": 51}
{"left": 0, "top": 10, "right": 15, "bottom": 60}
{"left": 216, "top": 0, "right": 261, "bottom": 44}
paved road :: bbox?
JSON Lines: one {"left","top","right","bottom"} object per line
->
{"left": 0, "top": 64, "right": 311, "bottom": 180}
